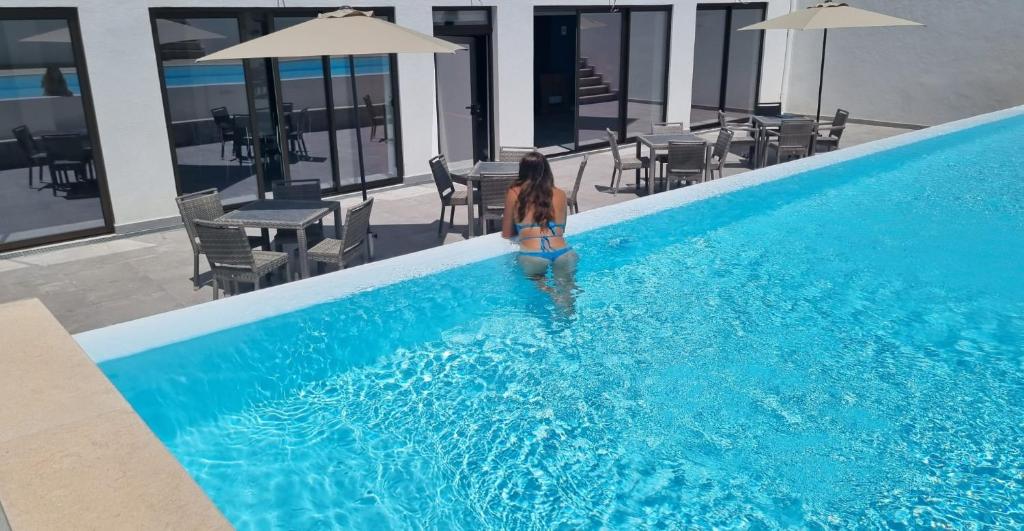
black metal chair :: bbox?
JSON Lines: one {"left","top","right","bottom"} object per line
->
{"left": 41, "top": 133, "right": 91, "bottom": 196}
{"left": 210, "top": 107, "right": 234, "bottom": 159}
{"left": 12, "top": 125, "right": 47, "bottom": 188}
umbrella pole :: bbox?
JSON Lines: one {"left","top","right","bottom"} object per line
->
{"left": 347, "top": 55, "right": 369, "bottom": 201}
{"left": 816, "top": 28, "right": 828, "bottom": 122}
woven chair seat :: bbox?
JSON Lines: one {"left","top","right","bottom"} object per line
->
{"left": 447, "top": 189, "right": 469, "bottom": 206}
{"left": 308, "top": 237, "right": 364, "bottom": 265}
{"left": 619, "top": 156, "right": 649, "bottom": 170}
{"left": 251, "top": 251, "right": 290, "bottom": 275}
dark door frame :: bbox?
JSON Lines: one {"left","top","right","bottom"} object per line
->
{"left": 0, "top": 7, "right": 115, "bottom": 252}
{"left": 534, "top": 5, "right": 672, "bottom": 154}
{"left": 148, "top": 7, "right": 404, "bottom": 204}
{"left": 692, "top": 3, "right": 768, "bottom": 130}
{"left": 433, "top": 7, "right": 495, "bottom": 163}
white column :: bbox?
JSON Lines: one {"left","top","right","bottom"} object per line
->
{"left": 664, "top": 1, "right": 697, "bottom": 127}
{"left": 394, "top": 2, "right": 437, "bottom": 178}
{"left": 493, "top": 2, "right": 535, "bottom": 148}
{"left": 77, "top": 2, "right": 180, "bottom": 229}
{"left": 760, "top": 0, "right": 793, "bottom": 105}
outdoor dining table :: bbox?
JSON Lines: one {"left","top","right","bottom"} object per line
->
{"left": 635, "top": 132, "right": 709, "bottom": 194}
{"left": 464, "top": 160, "right": 519, "bottom": 237}
{"left": 751, "top": 113, "right": 810, "bottom": 168}
{"left": 215, "top": 199, "right": 342, "bottom": 279}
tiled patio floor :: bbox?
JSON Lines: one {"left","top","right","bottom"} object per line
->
{"left": 0, "top": 123, "right": 906, "bottom": 333}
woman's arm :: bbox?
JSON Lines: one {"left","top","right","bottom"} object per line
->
{"left": 501, "top": 188, "right": 518, "bottom": 239}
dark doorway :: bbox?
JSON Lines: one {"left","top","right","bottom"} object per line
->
{"left": 434, "top": 8, "right": 492, "bottom": 169}
{"left": 533, "top": 12, "right": 577, "bottom": 153}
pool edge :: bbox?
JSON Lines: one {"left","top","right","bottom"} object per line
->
{"left": 75, "top": 104, "right": 1024, "bottom": 362}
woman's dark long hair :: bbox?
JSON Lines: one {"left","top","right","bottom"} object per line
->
{"left": 514, "top": 151, "right": 556, "bottom": 226}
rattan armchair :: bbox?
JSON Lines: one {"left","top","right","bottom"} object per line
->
{"left": 429, "top": 155, "right": 469, "bottom": 237}
{"left": 665, "top": 141, "right": 708, "bottom": 190}
{"left": 479, "top": 175, "right": 518, "bottom": 234}
{"left": 764, "top": 118, "right": 816, "bottom": 165}
{"left": 497, "top": 146, "right": 536, "bottom": 162}
{"left": 708, "top": 128, "right": 734, "bottom": 180}
{"left": 815, "top": 109, "right": 849, "bottom": 153}
{"left": 194, "top": 220, "right": 291, "bottom": 300}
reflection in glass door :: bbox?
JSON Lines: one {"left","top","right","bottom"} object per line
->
{"left": 690, "top": 4, "right": 766, "bottom": 128}
{"left": 0, "top": 12, "right": 112, "bottom": 251}
{"left": 576, "top": 11, "right": 623, "bottom": 149}
{"left": 533, "top": 12, "right": 577, "bottom": 152}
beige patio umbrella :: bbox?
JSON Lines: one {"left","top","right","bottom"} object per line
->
{"left": 740, "top": 1, "right": 922, "bottom": 120}
{"left": 197, "top": 8, "right": 461, "bottom": 200}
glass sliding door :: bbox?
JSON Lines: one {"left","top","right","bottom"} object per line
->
{"left": 154, "top": 15, "right": 258, "bottom": 206}
{"left": 625, "top": 10, "right": 670, "bottom": 138}
{"left": 534, "top": 7, "right": 670, "bottom": 153}
{"left": 434, "top": 8, "right": 493, "bottom": 168}
{"left": 576, "top": 11, "right": 623, "bottom": 149}
{"left": 0, "top": 11, "right": 112, "bottom": 251}
{"left": 273, "top": 15, "right": 333, "bottom": 191}
{"left": 690, "top": 4, "right": 766, "bottom": 128}
{"left": 152, "top": 8, "right": 403, "bottom": 202}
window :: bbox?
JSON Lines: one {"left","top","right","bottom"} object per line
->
{"left": 626, "top": 11, "right": 670, "bottom": 138}
{"left": 0, "top": 10, "right": 112, "bottom": 251}
{"left": 690, "top": 4, "right": 767, "bottom": 128}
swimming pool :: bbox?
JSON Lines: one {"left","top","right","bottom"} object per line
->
{"left": 80, "top": 108, "right": 1024, "bottom": 528}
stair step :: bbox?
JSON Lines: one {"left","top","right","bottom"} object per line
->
{"left": 577, "top": 66, "right": 595, "bottom": 78}
{"left": 577, "top": 57, "right": 589, "bottom": 67}
{"left": 578, "top": 83, "right": 610, "bottom": 97}
{"left": 578, "top": 91, "right": 619, "bottom": 105}
{"left": 578, "top": 75, "right": 603, "bottom": 87}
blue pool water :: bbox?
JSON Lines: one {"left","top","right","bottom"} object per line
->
{"left": 100, "top": 116, "right": 1024, "bottom": 528}
{"left": 0, "top": 57, "right": 387, "bottom": 100}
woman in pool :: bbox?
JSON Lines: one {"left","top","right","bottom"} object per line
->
{"left": 502, "top": 152, "right": 578, "bottom": 303}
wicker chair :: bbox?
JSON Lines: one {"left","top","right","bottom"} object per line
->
{"left": 712, "top": 110, "right": 757, "bottom": 163}
{"left": 175, "top": 188, "right": 262, "bottom": 289}
{"left": 269, "top": 179, "right": 325, "bottom": 251}
{"left": 194, "top": 220, "right": 291, "bottom": 300}
{"left": 364, "top": 94, "right": 387, "bottom": 141}
{"left": 497, "top": 146, "right": 536, "bottom": 162}
{"left": 429, "top": 155, "right": 469, "bottom": 237}
{"left": 12, "top": 125, "right": 47, "bottom": 188}
{"left": 764, "top": 118, "right": 816, "bottom": 165}
{"left": 568, "top": 156, "right": 588, "bottom": 215}
{"left": 479, "top": 175, "right": 517, "bottom": 234}
{"left": 606, "top": 128, "right": 649, "bottom": 196}
{"left": 665, "top": 141, "right": 708, "bottom": 190}
{"left": 308, "top": 198, "right": 374, "bottom": 271}
{"left": 815, "top": 109, "right": 849, "bottom": 153}
{"left": 708, "top": 128, "right": 734, "bottom": 180}
{"left": 286, "top": 107, "right": 310, "bottom": 156}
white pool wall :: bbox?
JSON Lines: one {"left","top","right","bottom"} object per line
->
{"left": 75, "top": 104, "right": 1024, "bottom": 362}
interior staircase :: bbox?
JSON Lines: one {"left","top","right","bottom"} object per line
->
{"left": 577, "top": 57, "right": 619, "bottom": 105}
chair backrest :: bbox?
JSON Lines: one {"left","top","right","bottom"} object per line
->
{"left": 41, "top": 133, "right": 88, "bottom": 162}
{"left": 830, "top": 109, "right": 849, "bottom": 139}
{"left": 755, "top": 102, "right": 782, "bottom": 117}
{"left": 717, "top": 110, "right": 729, "bottom": 128}
{"left": 428, "top": 154, "right": 455, "bottom": 199}
{"left": 778, "top": 118, "right": 816, "bottom": 150}
{"left": 666, "top": 141, "right": 707, "bottom": 174}
{"left": 12, "top": 125, "right": 39, "bottom": 157}
{"left": 211, "top": 107, "right": 232, "bottom": 130}
{"left": 652, "top": 122, "right": 686, "bottom": 134}
{"left": 194, "top": 220, "right": 255, "bottom": 269}
{"left": 340, "top": 198, "right": 374, "bottom": 261}
{"left": 605, "top": 128, "right": 621, "bottom": 163}
{"left": 363, "top": 94, "right": 379, "bottom": 117}
{"left": 271, "top": 179, "right": 321, "bottom": 201}
{"left": 480, "top": 175, "right": 517, "bottom": 217}
{"left": 712, "top": 128, "right": 734, "bottom": 162}
{"left": 296, "top": 108, "right": 310, "bottom": 133}
{"left": 497, "top": 146, "right": 535, "bottom": 162}
{"left": 569, "top": 156, "right": 588, "bottom": 205}
{"left": 175, "top": 188, "right": 224, "bottom": 248}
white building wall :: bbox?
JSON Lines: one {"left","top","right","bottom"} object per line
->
{"left": 0, "top": 0, "right": 790, "bottom": 235}
{"left": 784, "top": 0, "right": 1024, "bottom": 126}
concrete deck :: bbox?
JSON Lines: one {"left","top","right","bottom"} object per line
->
{"left": 0, "top": 123, "right": 905, "bottom": 334}
{"left": 0, "top": 298, "right": 230, "bottom": 529}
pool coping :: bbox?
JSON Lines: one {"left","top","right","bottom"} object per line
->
{"left": 75, "top": 104, "right": 1024, "bottom": 362}
{"left": 0, "top": 299, "right": 230, "bottom": 529}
